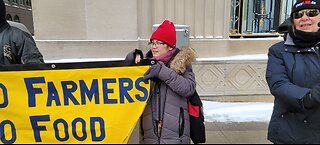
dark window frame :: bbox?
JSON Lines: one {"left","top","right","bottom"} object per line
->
{"left": 230, "top": 0, "right": 296, "bottom": 38}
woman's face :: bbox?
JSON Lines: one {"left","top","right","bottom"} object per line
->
{"left": 293, "top": 9, "right": 320, "bottom": 32}
{"left": 149, "top": 40, "right": 173, "bottom": 57}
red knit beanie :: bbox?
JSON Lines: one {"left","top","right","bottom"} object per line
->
{"left": 150, "top": 20, "right": 176, "bottom": 48}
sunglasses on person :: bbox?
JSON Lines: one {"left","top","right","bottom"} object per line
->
{"left": 293, "top": 9, "right": 320, "bottom": 19}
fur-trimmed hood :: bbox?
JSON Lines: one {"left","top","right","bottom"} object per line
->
{"left": 145, "top": 47, "right": 197, "bottom": 74}
{"left": 170, "top": 47, "right": 197, "bottom": 74}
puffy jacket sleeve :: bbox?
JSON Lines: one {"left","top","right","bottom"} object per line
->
{"left": 124, "top": 49, "right": 144, "bottom": 66}
{"left": 158, "top": 65, "right": 196, "bottom": 97}
{"left": 266, "top": 44, "right": 311, "bottom": 110}
{"left": 124, "top": 50, "right": 136, "bottom": 65}
{"left": 15, "top": 31, "right": 44, "bottom": 64}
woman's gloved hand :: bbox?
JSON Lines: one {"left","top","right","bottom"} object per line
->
{"left": 134, "top": 49, "right": 143, "bottom": 64}
{"left": 143, "top": 61, "right": 164, "bottom": 80}
{"left": 303, "top": 84, "right": 320, "bottom": 109}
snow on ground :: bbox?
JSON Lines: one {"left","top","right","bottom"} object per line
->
{"left": 203, "top": 101, "right": 273, "bottom": 123}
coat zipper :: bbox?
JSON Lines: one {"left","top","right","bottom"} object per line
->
{"left": 156, "top": 83, "right": 162, "bottom": 138}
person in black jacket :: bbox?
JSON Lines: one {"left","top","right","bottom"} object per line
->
{"left": 266, "top": 0, "right": 320, "bottom": 144}
{"left": 0, "top": 0, "right": 44, "bottom": 65}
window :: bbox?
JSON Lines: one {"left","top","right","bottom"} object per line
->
{"left": 13, "top": 15, "right": 20, "bottom": 23}
{"left": 230, "top": 0, "right": 296, "bottom": 38}
{"left": 6, "top": 14, "right": 12, "bottom": 21}
{"left": 19, "top": 0, "right": 23, "bottom": 5}
{"left": 25, "top": 0, "right": 31, "bottom": 6}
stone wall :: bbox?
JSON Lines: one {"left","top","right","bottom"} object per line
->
{"left": 193, "top": 60, "right": 272, "bottom": 100}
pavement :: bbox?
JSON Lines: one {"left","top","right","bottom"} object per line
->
{"left": 128, "top": 121, "right": 272, "bottom": 144}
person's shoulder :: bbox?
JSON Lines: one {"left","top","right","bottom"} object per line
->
{"left": 270, "top": 41, "right": 285, "bottom": 48}
{"left": 7, "top": 21, "right": 32, "bottom": 35}
{"left": 9, "top": 26, "right": 30, "bottom": 35}
{"left": 269, "top": 41, "right": 286, "bottom": 53}
{"left": 8, "top": 26, "right": 34, "bottom": 40}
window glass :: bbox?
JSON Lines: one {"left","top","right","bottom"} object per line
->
{"left": 13, "top": 15, "right": 20, "bottom": 23}
{"left": 6, "top": 14, "right": 12, "bottom": 21}
{"left": 230, "top": 0, "right": 296, "bottom": 37}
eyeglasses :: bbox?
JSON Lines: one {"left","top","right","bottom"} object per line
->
{"left": 293, "top": 9, "right": 320, "bottom": 19}
{"left": 148, "top": 41, "right": 166, "bottom": 47}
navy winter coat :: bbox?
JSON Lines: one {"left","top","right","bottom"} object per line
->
{"left": 266, "top": 34, "right": 320, "bottom": 144}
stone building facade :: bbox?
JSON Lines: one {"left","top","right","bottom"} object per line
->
{"left": 32, "top": 0, "right": 294, "bottom": 100}
{"left": 4, "top": 0, "right": 34, "bottom": 34}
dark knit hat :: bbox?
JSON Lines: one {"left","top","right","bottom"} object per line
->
{"left": 150, "top": 20, "right": 176, "bottom": 48}
{"left": 278, "top": 17, "right": 292, "bottom": 33}
{"left": 291, "top": 0, "right": 320, "bottom": 18}
{"left": 0, "top": 0, "right": 6, "bottom": 25}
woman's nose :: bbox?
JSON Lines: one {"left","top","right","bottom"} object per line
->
{"left": 300, "top": 13, "right": 310, "bottom": 20}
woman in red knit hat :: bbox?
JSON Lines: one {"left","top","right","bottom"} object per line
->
{"left": 125, "top": 20, "right": 197, "bottom": 144}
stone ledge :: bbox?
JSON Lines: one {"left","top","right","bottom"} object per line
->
{"left": 194, "top": 60, "right": 269, "bottom": 97}
{"left": 201, "top": 95, "right": 274, "bottom": 103}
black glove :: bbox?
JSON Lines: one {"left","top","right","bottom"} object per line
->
{"left": 143, "top": 62, "right": 163, "bottom": 80}
{"left": 303, "top": 84, "right": 320, "bottom": 109}
{"left": 134, "top": 49, "right": 143, "bottom": 60}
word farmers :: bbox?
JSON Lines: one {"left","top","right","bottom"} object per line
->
{"left": 24, "top": 77, "right": 149, "bottom": 107}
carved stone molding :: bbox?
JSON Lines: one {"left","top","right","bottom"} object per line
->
{"left": 193, "top": 60, "right": 269, "bottom": 97}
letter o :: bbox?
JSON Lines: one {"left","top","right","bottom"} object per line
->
{"left": 0, "top": 83, "right": 8, "bottom": 108}
{"left": 53, "top": 119, "right": 69, "bottom": 141}
{"left": 0, "top": 120, "right": 16, "bottom": 144}
{"left": 72, "top": 118, "right": 87, "bottom": 141}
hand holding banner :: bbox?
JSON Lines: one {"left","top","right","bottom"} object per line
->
{"left": 0, "top": 61, "right": 151, "bottom": 144}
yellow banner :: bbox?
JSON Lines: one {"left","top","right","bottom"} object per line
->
{"left": 0, "top": 63, "right": 150, "bottom": 144}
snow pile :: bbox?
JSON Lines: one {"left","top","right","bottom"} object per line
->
{"left": 203, "top": 101, "right": 273, "bottom": 123}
